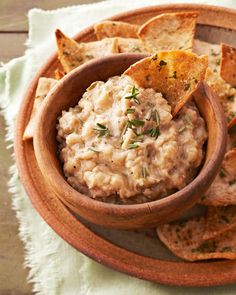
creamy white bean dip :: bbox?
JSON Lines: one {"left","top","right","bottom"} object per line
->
{"left": 57, "top": 75, "right": 207, "bottom": 204}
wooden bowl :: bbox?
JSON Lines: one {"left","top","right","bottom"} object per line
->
{"left": 34, "top": 53, "right": 227, "bottom": 230}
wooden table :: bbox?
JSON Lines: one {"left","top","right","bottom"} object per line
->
{"left": 0, "top": 1, "right": 99, "bottom": 294}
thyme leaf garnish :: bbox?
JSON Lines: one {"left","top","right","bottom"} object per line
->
{"left": 219, "top": 169, "right": 226, "bottom": 178}
{"left": 128, "top": 119, "right": 145, "bottom": 127}
{"left": 94, "top": 123, "right": 109, "bottom": 137}
{"left": 87, "top": 81, "right": 98, "bottom": 91}
{"left": 126, "top": 108, "right": 135, "bottom": 114}
{"left": 125, "top": 86, "right": 140, "bottom": 104}
{"left": 128, "top": 143, "right": 139, "bottom": 150}
{"left": 141, "top": 167, "right": 149, "bottom": 178}
{"left": 144, "top": 127, "right": 160, "bottom": 139}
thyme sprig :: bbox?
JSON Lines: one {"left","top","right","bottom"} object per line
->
{"left": 94, "top": 123, "right": 109, "bottom": 137}
{"left": 125, "top": 86, "right": 140, "bottom": 104}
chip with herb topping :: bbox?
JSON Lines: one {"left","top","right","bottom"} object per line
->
{"left": 124, "top": 51, "right": 208, "bottom": 116}
{"left": 55, "top": 29, "right": 119, "bottom": 73}
{"left": 203, "top": 206, "right": 236, "bottom": 241}
{"left": 201, "top": 148, "right": 236, "bottom": 206}
{"left": 157, "top": 215, "right": 236, "bottom": 261}
{"left": 138, "top": 12, "right": 198, "bottom": 53}
{"left": 94, "top": 21, "right": 139, "bottom": 39}
{"left": 117, "top": 37, "right": 147, "bottom": 53}
{"left": 205, "top": 67, "right": 236, "bottom": 129}
{"left": 220, "top": 43, "right": 236, "bottom": 87}
{"left": 193, "top": 39, "right": 221, "bottom": 73}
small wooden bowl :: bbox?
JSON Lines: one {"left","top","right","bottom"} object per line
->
{"left": 34, "top": 53, "right": 227, "bottom": 229}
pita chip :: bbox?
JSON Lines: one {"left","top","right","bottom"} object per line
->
{"left": 23, "top": 77, "right": 57, "bottom": 140}
{"left": 55, "top": 29, "right": 118, "bottom": 73}
{"left": 220, "top": 43, "right": 236, "bottom": 87}
{"left": 124, "top": 51, "right": 208, "bottom": 116}
{"left": 157, "top": 216, "right": 236, "bottom": 261}
{"left": 138, "top": 12, "right": 198, "bottom": 53}
{"left": 94, "top": 21, "right": 139, "bottom": 39}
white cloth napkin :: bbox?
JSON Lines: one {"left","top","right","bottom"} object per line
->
{"left": 1, "top": 0, "right": 236, "bottom": 294}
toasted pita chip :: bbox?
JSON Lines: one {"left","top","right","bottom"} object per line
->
{"left": 138, "top": 12, "right": 198, "bottom": 53}
{"left": 124, "top": 51, "right": 208, "bottom": 116}
{"left": 205, "top": 67, "right": 236, "bottom": 128}
{"left": 117, "top": 37, "right": 147, "bottom": 53}
{"left": 220, "top": 43, "right": 236, "bottom": 87}
{"left": 203, "top": 206, "right": 236, "bottom": 240}
{"left": 201, "top": 148, "right": 236, "bottom": 206}
{"left": 157, "top": 217, "right": 236, "bottom": 261}
{"left": 55, "top": 29, "right": 119, "bottom": 73}
{"left": 193, "top": 39, "right": 221, "bottom": 73}
{"left": 54, "top": 68, "right": 65, "bottom": 80}
{"left": 94, "top": 21, "right": 139, "bottom": 40}
{"left": 23, "top": 78, "right": 57, "bottom": 140}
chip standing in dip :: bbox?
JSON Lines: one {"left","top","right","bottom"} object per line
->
{"left": 57, "top": 73, "right": 207, "bottom": 204}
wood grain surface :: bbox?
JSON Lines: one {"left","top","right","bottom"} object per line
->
{"left": 0, "top": 1, "right": 99, "bottom": 294}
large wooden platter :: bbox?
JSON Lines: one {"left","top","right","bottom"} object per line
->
{"left": 15, "top": 4, "right": 236, "bottom": 287}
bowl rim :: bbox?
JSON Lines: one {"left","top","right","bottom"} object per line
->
{"left": 34, "top": 53, "right": 227, "bottom": 216}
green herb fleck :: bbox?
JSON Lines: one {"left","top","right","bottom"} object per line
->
{"left": 128, "top": 119, "right": 145, "bottom": 127}
{"left": 125, "top": 86, "right": 140, "bottom": 104}
{"left": 128, "top": 143, "right": 139, "bottom": 150}
{"left": 87, "top": 82, "right": 98, "bottom": 91}
{"left": 219, "top": 169, "right": 226, "bottom": 178}
{"left": 126, "top": 108, "right": 135, "bottom": 114}
{"left": 144, "top": 127, "right": 160, "bottom": 139}
{"left": 94, "top": 123, "right": 109, "bottom": 137}
{"left": 141, "top": 167, "right": 149, "bottom": 178}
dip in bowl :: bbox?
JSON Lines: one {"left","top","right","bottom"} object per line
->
{"left": 57, "top": 75, "right": 207, "bottom": 204}
{"left": 34, "top": 53, "right": 227, "bottom": 229}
